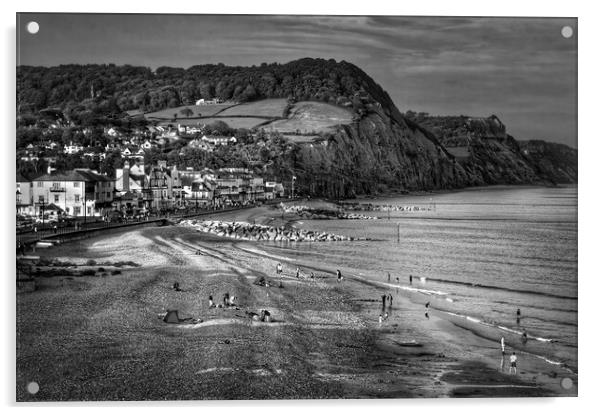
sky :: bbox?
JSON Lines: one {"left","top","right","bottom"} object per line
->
{"left": 16, "top": 14, "right": 577, "bottom": 147}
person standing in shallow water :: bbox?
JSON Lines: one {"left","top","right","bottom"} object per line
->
{"left": 387, "top": 272, "right": 391, "bottom": 283}
{"left": 500, "top": 336, "right": 506, "bottom": 371}
{"left": 509, "top": 352, "right": 518, "bottom": 375}
{"left": 516, "top": 308, "right": 521, "bottom": 325}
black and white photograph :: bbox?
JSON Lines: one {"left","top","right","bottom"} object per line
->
{"left": 14, "top": 10, "right": 579, "bottom": 402}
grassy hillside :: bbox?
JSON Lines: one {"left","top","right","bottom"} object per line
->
{"left": 145, "top": 104, "right": 233, "bottom": 120}
{"left": 263, "top": 101, "right": 353, "bottom": 134}
{"left": 218, "top": 99, "right": 288, "bottom": 117}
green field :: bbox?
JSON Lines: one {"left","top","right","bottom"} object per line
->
{"left": 145, "top": 104, "right": 234, "bottom": 120}
{"left": 263, "top": 101, "right": 353, "bottom": 134}
{"left": 218, "top": 99, "right": 288, "bottom": 117}
{"left": 281, "top": 134, "right": 321, "bottom": 143}
{"left": 148, "top": 99, "right": 352, "bottom": 134}
{"left": 161, "top": 117, "right": 268, "bottom": 129}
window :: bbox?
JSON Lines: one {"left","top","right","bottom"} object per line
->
{"left": 38, "top": 195, "right": 44, "bottom": 203}
{"left": 37, "top": 181, "right": 43, "bottom": 187}
{"left": 52, "top": 182, "right": 60, "bottom": 188}
{"left": 106, "top": 192, "right": 111, "bottom": 198}
{"left": 74, "top": 206, "right": 81, "bottom": 215}
{"left": 95, "top": 192, "right": 99, "bottom": 199}
{"left": 54, "top": 195, "right": 59, "bottom": 203}
{"left": 74, "top": 182, "right": 80, "bottom": 188}
{"left": 74, "top": 195, "right": 80, "bottom": 203}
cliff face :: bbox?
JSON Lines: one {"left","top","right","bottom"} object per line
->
{"left": 292, "top": 107, "right": 574, "bottom": 198}
{"left": 293, "top": 109, "right": 466, "bottom": 197}
{"left": 518, "top": 140, "right": 578, "bottom": 184}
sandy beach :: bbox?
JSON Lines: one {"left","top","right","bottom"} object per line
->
{"left": 16, "top": 205, "right": 577, "bottom": 400}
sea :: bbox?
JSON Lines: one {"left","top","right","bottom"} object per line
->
{"left": 259, "top": 185, "right": 578, "bottom": 373}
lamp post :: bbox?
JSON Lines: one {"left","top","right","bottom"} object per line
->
{"left": 16, "top": 189, "right": 21, "bottom": 245}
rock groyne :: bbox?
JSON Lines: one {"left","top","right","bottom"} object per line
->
{"left": 179, "top": 220, "right": 354, "bottom": 242}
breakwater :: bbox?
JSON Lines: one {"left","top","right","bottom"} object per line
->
{"left": 179, "top": 219, "right": 355, "bottom": 242}
{"left": 280, "top": 203, "right": 377, "bottom": 220}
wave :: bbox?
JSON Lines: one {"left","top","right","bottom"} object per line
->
{"left": 380, "top": 282, "right": 449, "bottom": 297}
{"left": 440, "top": 310, "right": 555, "bottom": 343}
{"left": 425, "top": 277, "right": 577, "bottom": 301}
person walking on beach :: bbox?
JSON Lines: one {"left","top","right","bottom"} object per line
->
{"left": 409, "top": 275, "right": 413, "bottom": 285}
{"left": 509, "top": 352, "right": 518, "bottom": 375}
{"left": 521, "top": 330, "right": 528, "bottom": 345}
{"left": 500, "top": 336, "right": 506, "bottom": 371}
{"left": 516, "top": 308, "right": 521, "bottom": 325}
{"left": 276, "top": 263, "right": 283, "bottom": 275}
{"left": 381, "top": 294, "right": 387, "bottom": 309}
{"left": 336, "top": 269, "right": 342, "bottom": 283}
{"left": 389, "top": 294, "right": 393, "bottom": 306}
{"left": 295, "top": 267, "right": 300, "bottom": 279}
{"left": 425, "top": 301, "right": 430, "bottom": 319}
{"left": 387, "top": 272, "right": 391, "bottom": 283}
{"left": 378, "top": 314, "right": 383, "bottom": 325}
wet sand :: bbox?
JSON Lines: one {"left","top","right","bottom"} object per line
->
{"left": 16, "top": 213, "right": 575, "bottom": 400}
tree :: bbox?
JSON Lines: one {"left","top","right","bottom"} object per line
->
{"left": 180, "top": 108, "right": 194, "bottom": 118}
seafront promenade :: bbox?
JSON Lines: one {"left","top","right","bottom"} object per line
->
{"left": 15, "top": 199, "right": 294, "bottom": 250}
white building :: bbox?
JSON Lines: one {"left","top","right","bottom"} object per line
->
{"left": 201, "top": 135, "right": 237, "bottom": 146}
{"left": 31, "top": 169, "right": 115, "bottom": 217}
{"left": 63, "top": 142, "right": 84, "bottom": 154}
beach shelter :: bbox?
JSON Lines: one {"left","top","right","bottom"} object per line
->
{"left": 163, "top": 309, "right": 180, "bottom": 324}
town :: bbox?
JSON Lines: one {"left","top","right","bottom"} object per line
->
{"left": 16, "top": 106, "right": 291, "bottom": 230}
{"left": 16, "top": 159, "right": 285, "bottom": 227}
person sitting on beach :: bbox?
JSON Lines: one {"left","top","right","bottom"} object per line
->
{"left": 172, "top": 281, "right": 181, "bottom": 291}
{"left": 260, "top": 309, "right": 272, "bottom": 323}
{"left": 509, "top": 352, "right": 518, "bottom": 374}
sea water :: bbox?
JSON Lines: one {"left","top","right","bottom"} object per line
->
{"left": 262, "top": 185, "right": 578, "bottom": 372}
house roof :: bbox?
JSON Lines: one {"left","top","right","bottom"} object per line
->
{"left": 16, "top": 173, "right": 31, "bottom": 183}
{"left": 34, "top": 169, "right": 112, "bottom": 183}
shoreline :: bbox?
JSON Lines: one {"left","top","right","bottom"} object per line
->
{"left": 17, "top": 216, "right": 576, "bottom": 400}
